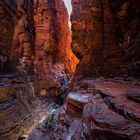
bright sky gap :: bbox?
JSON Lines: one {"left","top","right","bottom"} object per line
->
{"left": 63, "top": 0, "right": 72, "bottom": 27}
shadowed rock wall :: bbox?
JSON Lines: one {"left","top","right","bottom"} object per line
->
{"left": 71, "top": 0, "right": 140, "bottom": 78}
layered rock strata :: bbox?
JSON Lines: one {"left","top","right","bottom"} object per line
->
{"left": 0, "top": 0, "right": 78, "bottom": 76}
{"left": 0, "top": 75, "right": 56, "bottom": 140}
{"left": 34, "top": 0, "right": 78, "bottom": 76}
{"left": 0, "top": 0, "right": 77, "bottom": 139}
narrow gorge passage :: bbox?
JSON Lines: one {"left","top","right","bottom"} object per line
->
{"left": 0, "top": 0, "right": 140, "bottom": 140}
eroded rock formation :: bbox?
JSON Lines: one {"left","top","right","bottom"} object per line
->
{"left": 0, "top": 0, "right": 78, "bottom": 76}
{"left": 0, "top": 0, "right": 140, "bottom": 140}
{"left": 71, "top": 0, "right": 140, "bottom": 78}
{"left": 28, "top": 0, "right": 140, "bottom": 140}
{"left": 0, "top": 0, "right": 77, "bottom": 139}
{"left": 0, "top": 0, "right": 18, "bottom": 73}
{"left": 34, "top": 0, "right": 78, "bottom": 76}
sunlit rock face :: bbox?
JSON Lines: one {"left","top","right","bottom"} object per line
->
{"left": 71, "top": 0, "right": 140, "bottom": 78}
{"left": 34, "top": 0, "right": 57, "bottom": 74}
{"left": 65, "top": 31, "right": 79, "bottom": 74}
{"left": 34, "top": 0, "right": 78, "bottom": 76}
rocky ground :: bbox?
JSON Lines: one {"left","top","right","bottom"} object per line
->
{"left": 24, "top": 77, "right": 140, "bottom": 140}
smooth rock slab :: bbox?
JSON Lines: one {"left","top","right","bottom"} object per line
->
{"left": 83, "top": 94, "right": 140, "bottom": 140}
{"left": 66, "top": 92, "right": 92, "bottom": 117}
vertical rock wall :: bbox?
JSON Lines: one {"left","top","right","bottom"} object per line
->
{"left": 0, "top": 0, "right": 17, "bottom": 73}
{"left": 34, "top": 0, "right": 57, "bottom": 75}
{"left": 0, "top": 0, "right": 78, "bottom": 76}
{"left": 71, "top": 0, "right": 140, "bottom": 78}
{"left": 11, "top": 0, "right": 35, "bottom": 74}
{"left": 34, "top": 0, "right": 78, "bottom": 76}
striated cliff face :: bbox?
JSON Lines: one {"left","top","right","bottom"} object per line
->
{"left": 0, "top": 0, "right": 78, "bottom": 139}
{"left": 34, "top": 0, "right": 78, "bottom": 76}
{"left": 0, "top": 0, "right": 35, "bottom": 74}
{"left": 71, "top": 0, "right": 140, "bottom": 78}
{"left": 0, "top": 0, "right": 18, "bottom": 73}
{"left": 0, "top": 0, "right": 78, "bottom": 76}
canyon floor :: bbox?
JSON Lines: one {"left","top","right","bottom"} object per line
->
{"left": 17, "top": 77, "right": 140, "bottom": 140}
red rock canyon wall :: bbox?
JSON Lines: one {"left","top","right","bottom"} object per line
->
{"left": 0, "top": 0, "right": 77, "bottom": 139}
{"left": 71, "top": 0, "right": 140, "bottom": 78}
{"left": 0, "top": 0, "right": 140, "bottom": 140}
